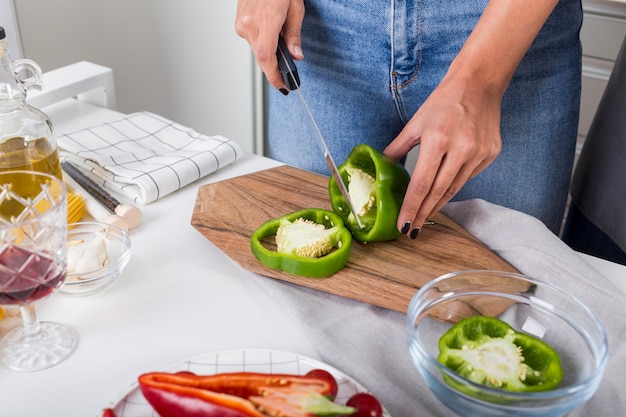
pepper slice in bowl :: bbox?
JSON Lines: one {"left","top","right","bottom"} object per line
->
{"left": 438, "top": 316, "right": 564, "bottom": 394}
{"left": 328, "top": 144, "right": 410, "bottom": 243}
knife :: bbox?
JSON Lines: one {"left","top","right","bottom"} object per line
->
{"left": 276, "top": 36, "right": 363, "bottom": 229}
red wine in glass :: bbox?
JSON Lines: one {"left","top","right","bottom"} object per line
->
{"left": 0, "top": 245, "right": 65, "bottom": 305}
{"left": 0, "top": 170, "right": 75, "bottom": 372}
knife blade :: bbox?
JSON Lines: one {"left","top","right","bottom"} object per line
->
{"left": 276, "top": 36, "right": 363, "bottom": 229}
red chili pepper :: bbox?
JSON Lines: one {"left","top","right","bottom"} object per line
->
{"left": 138, "top": 371, "right": 356, "bottom": 417}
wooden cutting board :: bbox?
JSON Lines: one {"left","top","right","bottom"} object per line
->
{"left": 191, "top": 165, "right": 518, "bottom": 313}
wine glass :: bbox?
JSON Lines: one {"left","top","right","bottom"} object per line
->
{"left": 0, "top": 170, "right": 76, "bottom": 372}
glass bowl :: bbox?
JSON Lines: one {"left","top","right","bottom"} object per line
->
{"left": 407, "top": 270, "right": 608, "bottom": 417}
{"left": 61, "top": 221, "right": 131, "bottom": 296}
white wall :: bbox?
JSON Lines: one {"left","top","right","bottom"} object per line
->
{"left": 13, "top": 0, "right": 261, "bottom": 153}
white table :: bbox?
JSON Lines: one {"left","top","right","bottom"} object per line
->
{"left": 2, "top": 99, "right": 625, "bottom": 417}
{"left": 1, "top": 100, "right": 318, "bottom": 417}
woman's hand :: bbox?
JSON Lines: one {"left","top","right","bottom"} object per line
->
{"left": 384, "top": 0, "right": 559, "bottom": 239}
{"left": 235, "top": 0, "right": 305, "bottom": 93}
{"left": 384, "top": 75, "right": 502, "bottom": 238}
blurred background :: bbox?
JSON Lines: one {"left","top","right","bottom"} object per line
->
{"left": 2, "top": 0, "right": 264, "bottom": 154}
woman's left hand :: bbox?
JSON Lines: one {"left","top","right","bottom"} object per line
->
{"left": 384, "top": 74, "right": 502, "bottom": 238}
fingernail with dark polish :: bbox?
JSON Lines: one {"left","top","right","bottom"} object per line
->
{"left": 279, "top": 88, "right": 289, "bottom": 96}
{"left": 401, "top": 221, "right": 411, "bottom": 235}
{"left": 410, "top": 227, "right": 420, "bottom": 239}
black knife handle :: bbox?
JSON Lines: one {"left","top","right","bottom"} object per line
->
{"left": 277, "top": 35, "right": 300, "bottom": 90}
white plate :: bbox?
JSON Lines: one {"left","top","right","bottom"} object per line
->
{"left": 107, "top": 348, "right": 391, "bottom": 417}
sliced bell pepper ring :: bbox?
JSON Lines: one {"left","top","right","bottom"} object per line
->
{"left": 138, "top": 371, "right": 356, "bottom": 417}
{"left": 328, "top": 144, "right": 410, "bottom": 243}
{"left": 437, "top": 316, "right": 564, "bottom": 395}
{"left": 250, "top": 208, "right": 352, "bottom": 278}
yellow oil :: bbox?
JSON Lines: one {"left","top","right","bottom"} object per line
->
{"left": 0, "top": 136, "right": 62, "bottom": 178}
{"left": 0, "top": 136, "right": 63, "bottom": 218}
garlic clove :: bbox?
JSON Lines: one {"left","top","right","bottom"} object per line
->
{"left": 67, "top": 232, "right": 110, "bottom": 278}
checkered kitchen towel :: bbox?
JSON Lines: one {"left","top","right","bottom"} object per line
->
{"left": 57, "top": 112, "right": 243, "bottom": 204}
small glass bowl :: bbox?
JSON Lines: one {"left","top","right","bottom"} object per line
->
{"left": 407, "top": 270, "right": 608, "bottom": 417}
{"left": 61, "top": 221, "right": 131, "bottom": 296}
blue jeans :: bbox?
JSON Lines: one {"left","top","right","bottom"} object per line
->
{"left": 269, "top": 0, "right": 582, "bottom": 234}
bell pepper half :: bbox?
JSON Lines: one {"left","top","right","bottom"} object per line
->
{"left": 138, "top": 371, "right": 357, "bottom": 417}
{"left": 328, "top": 144, "right": 410, "bottom": 243}
{"left": 437, "top": 316, "right": 564, "bottom": 395}
{"left": 250, "top": 208, "right": 352, "bottom": 278}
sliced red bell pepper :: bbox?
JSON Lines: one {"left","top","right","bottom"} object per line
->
{"left": 138, "top": 371, "right": 356, "bottom": 417}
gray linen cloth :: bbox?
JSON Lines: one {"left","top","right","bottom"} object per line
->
{"left": 256, "top": 199, "right": 626, "bottom": 417}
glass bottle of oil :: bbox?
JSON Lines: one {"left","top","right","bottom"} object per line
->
{"left": 0, "top": 26, "right": 62, "bottom": 182}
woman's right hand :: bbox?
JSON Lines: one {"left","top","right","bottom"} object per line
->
{"left": 235, "top": 0, "right": 305, "bottom": 93}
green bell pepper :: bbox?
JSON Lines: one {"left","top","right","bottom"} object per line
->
{"left": 250, "top": 208, "right": 352, "bottom": 278}
{"left": 438, "top": 316, "right": 563, "bottom": 394}
{"left": 328, "top": 144, "right": 410, "bottom": 243}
